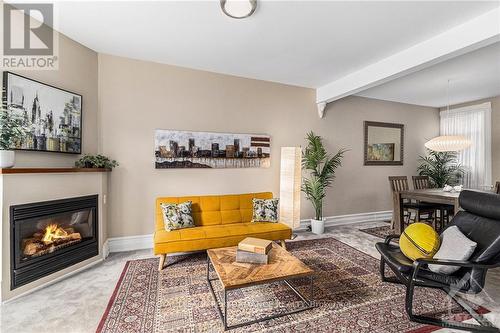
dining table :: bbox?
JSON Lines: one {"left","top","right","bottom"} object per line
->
{"left": 392, "top": 188, "right": 461, "bottom": 235}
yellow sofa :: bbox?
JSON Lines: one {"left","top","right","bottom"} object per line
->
{"left": 154, "top": 192, "right": 292, "bottom": 270}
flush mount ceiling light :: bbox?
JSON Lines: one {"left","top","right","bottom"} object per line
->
{"left": 425, "top": 136, "right": 471, "bottom": 152}
{"left": 220, "top": 0, "right": 257, "bottom": 19}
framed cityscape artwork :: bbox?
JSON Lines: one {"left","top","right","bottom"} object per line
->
{"left": 3, "top": 72, "right": 82, "bottom": 154}
{"left": 155, "top": 129, "right": 271, "bottom": 168}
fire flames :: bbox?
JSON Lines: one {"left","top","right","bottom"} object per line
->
{"left": 42, "top": 224, "right": 70, "bottom": 244}
{"left": 23, "top": 224, "right": 82, "bottom": 258}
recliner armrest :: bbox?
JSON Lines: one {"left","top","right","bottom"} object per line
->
{"left": 413, "top": 258, "right": 498, "bottom": 269}
{"left": 384, "top": 234, "right": 400, "bottom": 244}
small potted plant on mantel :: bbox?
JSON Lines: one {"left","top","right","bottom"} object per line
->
{"left": 0, "top": 103, "right": 26, "bottom": 168}
{"left": 75, "top": 154, "right": 119, "bottom": 169}
{"left": 301, "top": 131, "right": 347, "bottom": 235}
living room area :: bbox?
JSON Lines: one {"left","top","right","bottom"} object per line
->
{"left": 1, "top": 1, "right": 500, "bottom": 332}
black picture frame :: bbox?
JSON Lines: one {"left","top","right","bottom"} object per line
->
{"left": 364, "top": 121, "right": 404, "bottom": 166}
{"left": 2, "top": 71, "right": 83, "bottom": 154}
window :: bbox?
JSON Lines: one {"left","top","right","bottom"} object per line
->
{"left": 440, "top": 102, "right": 492, "bottom": 189}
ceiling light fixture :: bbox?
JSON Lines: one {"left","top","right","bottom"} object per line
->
{"left": 220, "top": 0, "right": 257, "bottom": 19}
{"left": 424, "top": 79, "right": 471, "bottom": 152}
{"left": 424, "top": 136, "right": 471, "bottom": 152}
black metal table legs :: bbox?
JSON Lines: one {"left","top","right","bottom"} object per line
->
{"left": 207, "top": 256, "right": 314, "bottom": 330}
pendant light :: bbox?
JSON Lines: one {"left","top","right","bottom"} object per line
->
{"left": 425, "top": 136, "right": 471, "bottom": 152}
{"left": 424, "top": 79, "right": 471, "bottom": 152}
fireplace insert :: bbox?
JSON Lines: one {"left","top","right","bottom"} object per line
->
{"left": 10, "top": 195, "right": 98, "bottom": 289}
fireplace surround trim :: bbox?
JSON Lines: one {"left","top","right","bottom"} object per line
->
{"left": 10, "top": 195, "right": 99, "bottom": 290}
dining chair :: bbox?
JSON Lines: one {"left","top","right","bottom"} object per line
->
{"left": 388, "top": 176, "right": 435, "bottom": 228}
{"left": 412, "top": 176, "right": 453, "bottom": 231}
{"left": 412, "top": 175, "right": 431, "bottom": 190}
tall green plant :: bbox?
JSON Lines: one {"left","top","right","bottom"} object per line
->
{"left": 0, "top": 105, "right": 26, "bottom": 150}
{"left": 301, "top": 131, "right": 347, "bottom": 220}
{"left": 417, "top": 149, "right": 464, "bottom": 188}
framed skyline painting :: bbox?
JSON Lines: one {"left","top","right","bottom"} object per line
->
{"left": 3, "top": 72, "right": 82, "bottom": 154}
{"left": 155, "top": 129, "right": 271, "bottom": 169}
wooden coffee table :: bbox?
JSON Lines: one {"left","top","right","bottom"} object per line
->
{"left": 206, "top": 243, "right": 314, "bottom": 330}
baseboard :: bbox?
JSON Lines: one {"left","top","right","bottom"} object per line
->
{"left": 102, "top": 239, "right": 110, "bottom": 259}
{"left": 106, "top": 210, "right": 392, "bottom": 253}
{"left": 107, "top": 234, "right": 153, "bottom": 253}
{"left": 297, "top": 210, "right": 392, "bottom": 230}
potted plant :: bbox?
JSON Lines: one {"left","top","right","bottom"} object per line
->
{"left": 0, "top": 104, "right": 26, "bottom": 168}
{"left": 75, "top": 154, "right": 119, "bottom": 169}
{"left": 417, "top": 149, "right": 464, "bottom": 188}
{"left": 301, "top": 131, "right": 347, "bottom": 234}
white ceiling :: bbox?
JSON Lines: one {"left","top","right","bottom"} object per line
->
{"left": 43, "top": 0, "right": 499, "bottom": 90}
{"left": 357, "top": 42, "right": 500, "bottom": 108}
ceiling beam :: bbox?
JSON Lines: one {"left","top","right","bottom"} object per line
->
{"left": 316, "top": 7, "right": 500, "bottom": 106}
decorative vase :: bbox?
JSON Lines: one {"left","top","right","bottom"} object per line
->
{"left": 0, "top": 150, "right": 15, "bottom": 168}
{"left": 310, "top": 218, "right": 325, "bottom": 235}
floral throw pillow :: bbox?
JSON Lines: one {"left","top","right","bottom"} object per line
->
{"left": 160, "top": 201, "right": 195, "bottom": 231}
{"left": 252, "top": 198, "right": 279, "bottom": 222}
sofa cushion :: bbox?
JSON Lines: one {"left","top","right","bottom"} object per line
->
{"left": 429, "top": 226, "right": 477, "bottom": 275}
{"left": 153, "top": 222, "right": 292, "bottom": 254}
{"left": 211, "top": 222, "right": 290, "bottom": 238}
{"left": 220, "top": 195, "right": 240, "bottom": 211}
{"left": 220, "top": 210, "right": 242, "bottom": 224}
{"left": 155, "top": 192, "right": 273, "bottom": 230}
{"left": 160, "top": 201, "right": 195, "bottom": 231}
{"left": 154, "top": 222, "right": 290, "bottom": 244}
{"left": 200, "top": 196, "right": 220, "bottom": 212}
{"left": 252, "top": 198, "right": 279, "bottom": 222}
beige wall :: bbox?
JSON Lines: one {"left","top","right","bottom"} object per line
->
{"left": 1, "top": 26, "right": 98, "bottom": 167}
{"left": 0, "top": 7, "right": 100, "bottom": 300}
{"left": 444, "top": 96, "right": 500, "bottom": 184}
{"left": 98, "top": 54, "right": 440, "bottom": 237}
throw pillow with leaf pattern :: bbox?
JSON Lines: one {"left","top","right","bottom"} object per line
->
{"left": 161, "top": 201, "right": 195, "bottom": 231}
{"left": 252, "top": 198, "right": 279, "bottom": 222}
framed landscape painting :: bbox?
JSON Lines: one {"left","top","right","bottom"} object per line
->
{"left": 155, "top": 129, "right": 271, "bottom": 169}
{"left": 367, "top": 143, "right": 395, "bottom": 161}
{"left": 364, "top": 121, "right": 404, "bottom": 166}
{"left": 3, "top": 72, "right": 82, "bottom": 154}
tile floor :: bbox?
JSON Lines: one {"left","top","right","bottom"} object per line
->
{"left": 1, "top": 220, "right": 498, "bottom": 333}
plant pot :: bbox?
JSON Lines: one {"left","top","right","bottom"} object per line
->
{"left": 0, "top": 150, "right": 15, "bottom": 168}
{"left": 310, "top": 218, "right": 325, "bottom": 235}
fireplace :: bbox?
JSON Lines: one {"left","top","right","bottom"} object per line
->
{"left": 10, "top": 195, "right": 98, "bottom": 289}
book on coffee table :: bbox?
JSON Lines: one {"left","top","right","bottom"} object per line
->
{"left": 236, "top": 248, "right": 269, "bottom": 264}
{"left": 238, "top": 237, "right": 272, "bottom": 255}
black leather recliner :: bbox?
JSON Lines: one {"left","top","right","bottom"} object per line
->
{"left": 376, "top": 190, "right": 500, "bottom": 332}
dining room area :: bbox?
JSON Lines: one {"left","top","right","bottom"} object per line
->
{"left": 356, "top": 92, "right": 500, "bottom": 331}
{"left": 360, "top": 97, "right": 499, "bottom": 239}
{"left": 390, "top": 175, "right": 500, "bottom": 236}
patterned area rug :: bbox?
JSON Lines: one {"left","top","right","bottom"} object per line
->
{"left": 97, "top": 238, "right": 486, "bottom": 333}
{"left": 359, "top": 225, "right": 396, "bottom": 241}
